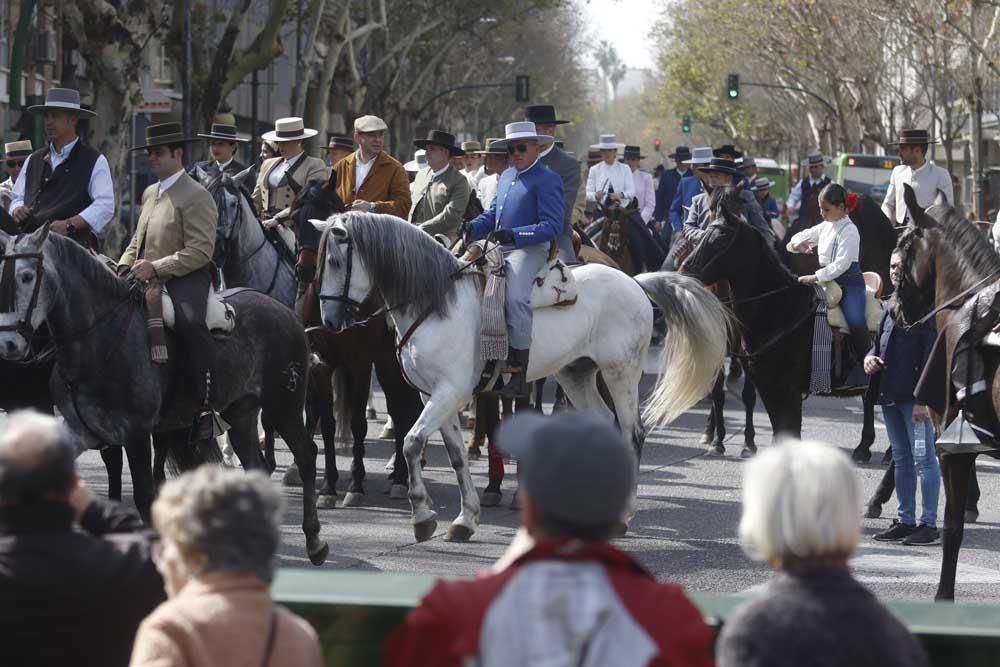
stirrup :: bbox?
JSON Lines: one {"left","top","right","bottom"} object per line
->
{"left": 191, "top": 409, "right": 230, "bottom": 441}
{"left": 938, "top": 409, "right": 996, "bottom": 447}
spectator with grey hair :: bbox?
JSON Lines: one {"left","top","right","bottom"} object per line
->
{"left": 129, "top": 466, "right": 322, "bottom": 666}
{"left": 0, "top": 410, "right": 164, "bottom": 667}
{"left": 384, "top": 411, "right": 713, "bottom": 667}
{"left": 716, "top": 440, "right": 928, "bottom": 667}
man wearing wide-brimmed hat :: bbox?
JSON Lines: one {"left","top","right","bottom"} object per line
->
{"left": 653, "top": 145, "right": 692, "bottom": 235}
{"left": 786, "top": 150, "right": 830, "bottom": 231}
{"left": 680, "top": 157, "right": 774, "bottom": 246}
{"left": 0, "top": 140, "right": 31, "bottom": 212}
{"left": 252, "top": 117, "right": 329, "bottom": 231}
{"left": 323, "top": 135, "right": 355, "bottom": 166}
{"left": 882, "top": 128, "right": 953, "bottom": 225}
{"left": 118, "top": 122, "right": 220, "bottom": 440}
{"left": 467, "top": 121, "right": 565, "bottom": 399}
{"left": 665, "top": 146, "right": 712, "bottom": 240}
{"left": 473, "top": 138, "right": 509, "bottom": 208}
{"left": 407, "top": 129, "right": 471, "bottom": 239}
{"left": 193, "top": 113, "right": 248, "bottom": 177}
{"left": 525, "top": 104, "right": 580, "bottom": 262}
{"left": 461, "top": 140, "right": 486, "bottom": 188}
{"left": 9, "top": 88, "right": 114, "bottom": 248}
{"left": 586, "top": 134, "right": 634, "bottom": 207}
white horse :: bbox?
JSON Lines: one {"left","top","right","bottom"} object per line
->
{"left": 312, "top": 212, "right": 729, "bottom": 542}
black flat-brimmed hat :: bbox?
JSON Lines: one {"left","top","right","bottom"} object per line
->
{"left": 524, "top": 104, "right": 570, "bottom": 125}
{"left": 698, "top": 157, "right": 741, "bottom": 176}
{"left": 623, "top": 145, "right": 646, "bottom": 160}
{"left": 890, "top": 128, "right": 937, "bottom": 145}
{"left": 414, "top": 129, "right": 465, "bottom": 156}
{"left": 668, "top": 145, "right": 692, "bottom": 160}
{"left": 327, "top": 135, "right": 355, "bottom": 150}
{"left": 131, "top": 122, "right": 198, "bottom": 151}
{"left": 713, "top": 144, "right": 743, "bottom": 159}
{"left": 198, "top": 123, "right": 247, "bottom": 143}
{"left": 28, "top": 88, "right": 96, "bottom": 118}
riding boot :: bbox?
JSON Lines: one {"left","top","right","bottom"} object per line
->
{"left": 498, "top": 348, "right": 531, "bottom": 401}
{"left": 191, "top": 370, "right": 217, "bottom": 441}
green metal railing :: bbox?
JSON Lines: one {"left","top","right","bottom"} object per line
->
{"left": 272, "top": 569, "right": 1000, "bottom": 666}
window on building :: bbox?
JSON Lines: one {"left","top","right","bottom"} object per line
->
{"left": 153, "top": 42, "right": 173, "bottom": 86}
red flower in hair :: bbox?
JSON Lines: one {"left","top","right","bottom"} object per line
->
{"left": 845, "top": 191, "right": 860, "bottom": 213}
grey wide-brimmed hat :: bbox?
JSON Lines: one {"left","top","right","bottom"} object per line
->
{"left": 28, "top": 88, "right": 96, "bottom": 118}
{"left": 404, "top": 149, "right": 428, "bottom": 172}
{"left": 497, "top": 411, "right": 635, "bottom": 528}
{"left": 131, "top": 122, "right": 199, "bottom": 151}
{"left": 683, "top": 146, "right": 715, "bottom": 165}
{"left": 806, "top": 150, "right": 826, "bottom": 166}
{"left": 750, "top": 176, "right": 775, "bottom": 192}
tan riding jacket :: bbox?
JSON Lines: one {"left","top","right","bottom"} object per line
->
{"left": 118, "top": 172, "right": 217, "bottom": 280}
{"left": 252, "top": 154, "right": 329, "bottom": 225}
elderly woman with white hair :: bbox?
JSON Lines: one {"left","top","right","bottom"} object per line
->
{"left": 716, "top": 441, "right": 928, "bottom": 667}
{"left": 129, "top": 467, "right": 322, "bottom": 667}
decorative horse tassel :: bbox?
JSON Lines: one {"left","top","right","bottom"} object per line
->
{"left": 144, "top": 283, "right": 169, "bottom": 363}
{"left": 480, "top": 265, "right": 508, "bottom": 361}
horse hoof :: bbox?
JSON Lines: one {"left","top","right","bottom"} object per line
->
{"left": 367, "top": 407, "right": 377, "bottom": 420}
{"left": 699, "top": 433, "right": 713, "bottom": 445}
{"left": 385, "top": 453, "right": 396, "bottom": 471}
{"left": 282, "top": 465, "right": 303, "bottom": 487}
{"left": 342, "top": 492, "right": 364, "bottom": 507}
{"left": 864, "top": 502, "right": 882, "bottom": 519}
{"left": 390, "top": 484, "right": 409, "bottom": 500}
{"left": 317, "top": 494, "right": 339, "bottom": 509}
{"left": 706, "top": 444, "right": 725, "bottom": 457}
{"left": 966, "top": 509, "right": 980, "bottom": 524}
{"left": 446, "top": 524, "right": 475, "bottom": 542}
{"left": 881, "top": 448, "right": 893, "bottom": 465}
{"left": 481, "top": 490, "right": 502, "bottom": 507}
{"left": 414, "top": 519, "right": 438, "bottom": 542}
{"left": 379, "top": 425, "right": 395, "bottom": 440}
{"left": 740, "top": 446, "right": 757, "bottom": 459}
{"left": 468, "top": 446, "right": 482, "bottom": 461}
{"left": 612, "top": 521, "right": 629, "bottom": 537}
{"left": 851, "top": 446, "right": 872, "bottom": 464}
{"left": 307, "top": 541, "right": 329, "bottom": 566}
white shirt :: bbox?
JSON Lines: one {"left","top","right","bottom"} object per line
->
{"left": 631, "top": 169, "right": 656, "bottom": 222}
{"left": 786, "top": 176, "right": 827, "bottom": 212}
{"left": 881, "top": 161, "right": 954, "bottom": 225}
{"left": 355, "top": 150, "right": 377, "bottom": 191}
{"left": 465, "top": 164, "right": 485, "bottom": 188}
{"left": 216, "top": 158, "right": 233, "bottom": 171}
{"left": 432, "top": 164, "right": 450, "bottom": 178}
{"left": 586, "top": 160, "right": 635, "bottom": 202}
{"left": 267, "top": 151, "right": 304, "bottom": 188}
{"left": 157, "top": 169, "right": 184, "bottom": 199}
{"left": 787, "top": 216, "right": 860, "bottom": 283}
{"left": 10, "top": 137, "right": 116, "bottom": 232}
{"left": 477, "top": 172, "right": 499, "bottom": 209}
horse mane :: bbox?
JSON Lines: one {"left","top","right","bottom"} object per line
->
{"left": 925, "top": 202, "right": 1000, "bottom": 283}
{"left": 324, "top": 212, "right": 462, "bottom": 317}
{"left": 46, "top": 233, "right": 129, "bottom": 300}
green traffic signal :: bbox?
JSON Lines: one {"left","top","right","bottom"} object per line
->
{"left": 727, "top": 73, "right": 740, "bottom": 100}
{"left": 681, "top": 116, "right": 691, "bottom": 133}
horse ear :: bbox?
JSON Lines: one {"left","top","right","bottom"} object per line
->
{"left": 902, "top": 183, "right": 935, "bottom": 229}
{"left": 309, "top": 218, "right": 334, "bottom": 235}
{"left": 35, "top": 222, "right": 52, "bottom": 244}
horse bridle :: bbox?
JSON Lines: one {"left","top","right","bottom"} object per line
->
{"left": 317, "top": 233, "right": 366, "bottom": 324}
{"left": 0, "top": 239, "right": 46, "bottom": 359}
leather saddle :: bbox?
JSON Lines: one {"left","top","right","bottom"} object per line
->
{"left": 820, "top": 272, "right": 884, "bottom": 333}
{"left": 161, "top": 285, "right": 237, "bottom": 334}
{"left": 462, "top": 240, "right": 578, "bottom": 309}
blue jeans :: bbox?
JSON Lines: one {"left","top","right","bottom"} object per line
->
{"left": 881, "top": 401, "right": 941, "bottom": 527}
{"left": 834, "top": 262, "right": 866, "bottom": 331}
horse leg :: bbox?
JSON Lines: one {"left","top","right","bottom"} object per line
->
{"left": 703, "top": 370, "right": 726, "bottom": 455}
{"left": 741, "top": 371, "right": 758, "bottom": 458}
{"left": 404, "top": 394, "right": 466, "bottom": 542}
{"left": 123, "top": 434, "right": 154, "bottom": 523}
{"left": 439, "top": 412, "right": 482, "bottom": 542}
{"left": 482, "top": 396, "right": 504, "bottom": 507}
{"left": 937, "top": 452, "right": 976, "bottom": 601}
{"left": 966, "top": 462, "right": 981, "bottom": 523}
{"left": 852, "top": 390, "right": 876, "bottom": 463}
{"left": 343, "top": 371, "right": 371, "bottom": 507}
{"left": 226, "top": 407, "right": 267, "bottom": 472}
{"left": 754, "top": 373, "right": 802, "bottom": 441}
{"left": 467, "top": 394, "right": 487, "bottom": 461}
{"left": 100, "top": 447, "right": 123, "bottom": 502}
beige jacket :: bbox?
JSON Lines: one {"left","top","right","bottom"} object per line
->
{"left": 119, "top": 172, "right": 217, "bottom": 279}
{"left": 252, "top": 154, "right": 329, "bottom": 225}
{"left": 129, "top": 572, "right": 323, "bottom": 667}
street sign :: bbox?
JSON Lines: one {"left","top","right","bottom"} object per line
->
{"left": 514, "top": 75, "right": 530, "bottom": 103}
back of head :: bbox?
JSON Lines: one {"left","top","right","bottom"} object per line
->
{"left": 0, "top": 410, "right": 76, "bottom": 507}
{"left": 739, "top": 440, "right": 860, "bottom": 563}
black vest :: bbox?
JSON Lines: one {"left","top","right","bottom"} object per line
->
{"left": 23, "top": 141, "right": 101, "bottom": 231}
{"left": 799, "top": 176, "right": 831, "bottom": 230}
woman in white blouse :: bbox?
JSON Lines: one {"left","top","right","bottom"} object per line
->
{"left": 586, "top": 134, "right": 634, "bottom": 205}
{"left": 623, "top": 145, "right": 655, "bottom": 223}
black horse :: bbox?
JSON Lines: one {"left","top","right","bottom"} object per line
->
{"left": 0, "top": 225, "right": 328, "bottom": 565}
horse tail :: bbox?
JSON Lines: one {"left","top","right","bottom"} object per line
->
{"left": 633, "top": 271, "right": 731, "bottom": 426}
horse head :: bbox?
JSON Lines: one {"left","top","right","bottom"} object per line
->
{"left": 312, "top": 215, "right": 373, "bottom": 332}
{"left": 680, "top": 187, "right": 746, "bottom": 285}
{"left": 0, "top": 224, "right": 55, "bottom": 360}
{"left": 895, "top": 184, "right": 953, "bottom": 324}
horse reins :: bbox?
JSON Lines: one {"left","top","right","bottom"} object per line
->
{"left": 902, "top": 268, "right": 1000, "bottom": 331}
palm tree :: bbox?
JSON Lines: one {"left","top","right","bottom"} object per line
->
{"left": 594, "top": 40, "right": 628, "bottom": 109}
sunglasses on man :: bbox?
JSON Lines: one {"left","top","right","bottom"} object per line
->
{"left": 507, "top": 143, "right": 532, "bottom": 154}
{"left": 5, "top": 160, "right": 24, "bottom": 169}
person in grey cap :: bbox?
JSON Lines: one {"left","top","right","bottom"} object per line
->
{"left": 384, "top": 411, "right": 714, "bottom": 667}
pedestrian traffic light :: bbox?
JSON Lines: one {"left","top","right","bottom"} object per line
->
{"left": 681, "top": 116, "right": 691, "bottom": 133}
{"left": 727, "top": 73, "right": 740, "bottom": 100}
{"left": 654, "top": 139, "right": 661, "bottom": 152}
{"left": 514, "top": 75, "right": 530, "bottom": 103}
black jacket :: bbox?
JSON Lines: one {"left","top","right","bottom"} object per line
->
{"left": 0, "top": 499, "right": 165, "bottom": 667}
{"left": 868, "top": 306, "right": 936, "bottom": 405}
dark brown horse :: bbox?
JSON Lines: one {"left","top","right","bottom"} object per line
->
{"left": 894, "top": 184, "right": 995, "bottom": 600}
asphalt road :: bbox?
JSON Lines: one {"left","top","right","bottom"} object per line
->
{"left": 71, "top": 352, "right": 1000, "bottom": 604}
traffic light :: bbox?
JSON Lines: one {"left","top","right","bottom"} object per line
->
{"left": 514, "top": 75, "right": 530, "bottom": 103}
{"left": 681, "top": 116, "right": 691, "bottom": 133}
{"left": 727, "top": 73, "right": 740, "bottom": 100}
{"left": 654, "top": 139, "right": 661, "bottom": 152}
